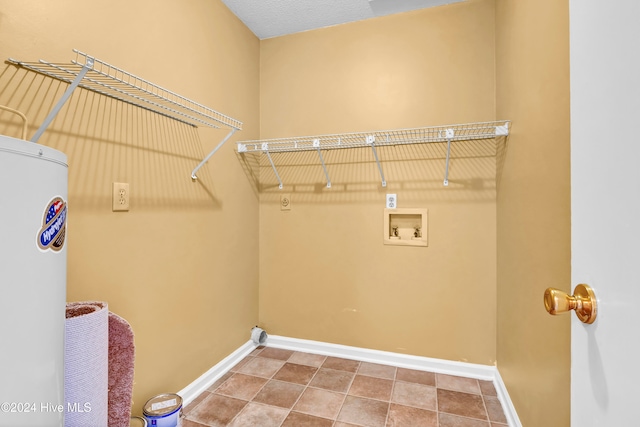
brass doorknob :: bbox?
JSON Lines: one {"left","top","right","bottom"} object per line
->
{"left": 544, "top": 284, "right": 597, "bottom": 324}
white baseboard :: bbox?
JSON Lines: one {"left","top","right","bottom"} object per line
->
{"left": 177, "top": 334, "right": 521, "bottom": 426}
{"left": 267, "top": 335, "right": 496, "bottom": 380}
{"left": 494, "top": 368, "right": 523, "bottom": 427}
{"left": 177, "top": 340, "right": 256, "bottom": 406}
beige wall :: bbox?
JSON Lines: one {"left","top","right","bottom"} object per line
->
{"left": 257, "top": 0, "right": 499, "bottom": 364}
{"left": 0, "top": 0, "right": 260, "bottom": 415}
{"left": 495, "top": 0, "right": 571, "bottom": 425}
{"left": 0, "top": 0, "right": 572, "bottom": 421}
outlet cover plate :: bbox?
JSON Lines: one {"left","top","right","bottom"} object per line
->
{"left": 386, "top": 194, "right": 397, "bottom": 209}
{"left": 280, "top": 194, "right": 291, "bottom": 211}
{"left": 112, "top": 182, "right": 130, "bottom": 212}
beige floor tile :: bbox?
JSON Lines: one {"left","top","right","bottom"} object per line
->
{"left": 208, "top": 372, "right": 235, "bottom": 392}
{"left": 236, "top": 357, "right": 284, "bottom": 378}
{"left": 309, "top": 368, "right": 355, "bottom": 393}
{"left": 439, "top": 412, "right": 491, "bottom": 427}
{"left": 322, "top": 356, "right": 360, "bottom": 373}
{"left": 252, "top": 380, "right": 305, "bottom": 409}
{"left": 348, "top": 375, "right": 394, "bottom": 401}
{"left": 214, "top": 373, "right": 268, "bottom": 401}
{"left": 396, "top": 368, "right": 436, "bottom": 386}
{"left": 258, "top": 347, "right": 294, "bottom": 361}
{"left": 273, "top": 362, "right": 318, "bottom": 385}
{"left": 181, "top": 419, "right": 209, "bottom": 427}
{"left": 182, "top": 391, "right": 211, "bottom": 415}
{"left": 337, "top": 395, "right": 389, "bottom": 427}
{"left": 186, "top": 394, "right": 248, "bottom": 427}
{"left": 437, "top": 389, "right": 488, "bottom": 420}
{"left": 391, "top": 381, "right": 437, "bottom": 411}
{"left": 227, "top": 402, "right": 288, "bottom": 427}
{"left": 293, "top": 387, "right": 345, "bottom": 420}
{"left": 479, "top": 380, "right": 497, "bottom": 396}
{"left": 387, "top": 403, "right": 438, "bottom": 427}
{"left": 230, "top": 357, "right": 252, "bottom": 373}
{"left": 484, "top": 396, "right": 508, "bottom": 424}
{"left": 281, "top": 411, "right": 334, "bottom": 427}
{"left": 288, "top": 351, "right": 327, "bottom": 367}
{"left": 358, "top": 362, "right": 397, "bottom": 379}
{"left": 181, "top": 347, "right": 511, "bottom": 427}
{"left": 249, "top": 347, "right": 264, "bottom": 356}
{"left": 437, "top": 374, "right": 481, "bottom": 394}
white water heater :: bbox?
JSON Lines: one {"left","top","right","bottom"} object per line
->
{"left": 0, "top": 135, "right": 67, "bottom": 427}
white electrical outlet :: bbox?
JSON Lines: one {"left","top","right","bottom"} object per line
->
{"left": 386, "top": 194, "right": 397, "bottom": 209}
{"left": 112, "top": 182, "right": 130, "bottom": 212}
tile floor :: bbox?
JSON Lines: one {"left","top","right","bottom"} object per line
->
{"left": 181, "top": 346, "right": 508, "bottom": 427}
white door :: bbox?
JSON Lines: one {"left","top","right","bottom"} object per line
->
{"left": 570, "top": 0, "right": 640, "bottom": 425}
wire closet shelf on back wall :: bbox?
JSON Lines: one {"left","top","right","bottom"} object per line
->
{"left": 6, "top": 49, "right": 242, "bottom": 179}
{"left": 237, "top": 120, "right": 510, "bottom": 189}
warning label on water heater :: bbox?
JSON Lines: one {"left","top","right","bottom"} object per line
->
{"left": 37, "top": 196, "right": 67, "bottom": 252}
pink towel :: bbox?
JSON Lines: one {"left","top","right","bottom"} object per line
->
{"left": 108, "top": 312, "right": 135, "bottom": 427}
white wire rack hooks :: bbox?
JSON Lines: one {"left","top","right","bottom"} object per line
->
{"left": 7, "top": 49, "right": 243, "bottom": 180}
{"left": 237, "top": 120, "right": 510, "bottom": 189}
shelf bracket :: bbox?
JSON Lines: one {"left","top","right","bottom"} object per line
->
{"left": 263, "top": 143, "right": 283, "bottom": 190}
{"left": 443, "top": 128, "right": 454, "bottom": 186}
{"left": 191, "top": 127, "right": 238, "bottom": 180}
{"left": 366, "top": 135, "right": 387, "bottom": 187}
{"left": 313, "top": 139, "right": 331, "bottom": 188}
{"left": 30, "top": 57, "right": 94, "bottom": 143}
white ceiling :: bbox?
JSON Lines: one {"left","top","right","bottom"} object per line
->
{"left": 220, "top": 0, "right": 466, "bottom": 40}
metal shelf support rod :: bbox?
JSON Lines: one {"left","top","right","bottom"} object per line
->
{"left": 30, "top": 57, "right": 94, "bottom": 143}
{"left": 443, "top": 128, "right": 454, "bottom": 186}
{"left": 191, "top": 127, "right": 238, "bottom": 180}
{"left": 367, "top": 135, "right": 387, "bottom": 188}
{"left": 314, "top": 139, "right": 331, "bottom": 188}
{"left": 264, "top": 145, "right": 283, "bottom": 190}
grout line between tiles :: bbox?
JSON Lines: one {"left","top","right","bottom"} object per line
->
{"left": 481, "top": 393, "right": 490, "bottom": 425}
{"left": 387, "top": 366, "right": 399, "bottom": 427}
{"left": 334, "top": 358, "right": 360, "bottom": 426}
{"left": 276, "top": 351, "right": 340, "bottom": 427}
{"left": 440, "top": 412, "right": 501, "bottom": 426}
{"left": 223, "top": 372, "right": 269, "bottom": 426}
{"left": 187, "top": 348, "right": 508, "bottom": 427}
{"left": 285, "top": 351, "right": 319, "bottom": 425}
{"left": 435, "top": 381, "right": 439, "bottom": 427}
{"left": 383, "top": 382, "right": 393, "bottom": 427}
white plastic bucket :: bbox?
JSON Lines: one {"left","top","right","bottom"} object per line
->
{"left": 130, "top": 416, "right": 148, "bottom": 427}
{"left": 143, "top": 394, "right": 182, "bottom": 427}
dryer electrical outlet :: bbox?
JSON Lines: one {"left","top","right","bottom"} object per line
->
{"left": 280, "top": 194, "right": 291, "bottom": 211}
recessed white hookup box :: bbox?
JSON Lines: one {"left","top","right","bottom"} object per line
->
{"left": 383, "top": 208, "right": 428, "bottom": 247}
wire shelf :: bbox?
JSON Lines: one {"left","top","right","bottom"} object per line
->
{"left": 237, "top": 121, "right": 508, "bottom": 153}
{"left": 7, "top": 49, "right": 242, "bottom": 130}
{"left": 236, "top": 121, "right": 510, "bottom": 189}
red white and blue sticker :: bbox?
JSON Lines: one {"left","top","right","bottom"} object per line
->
{"left": 37, "top": 196, "right": 67, "bottom": 252}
